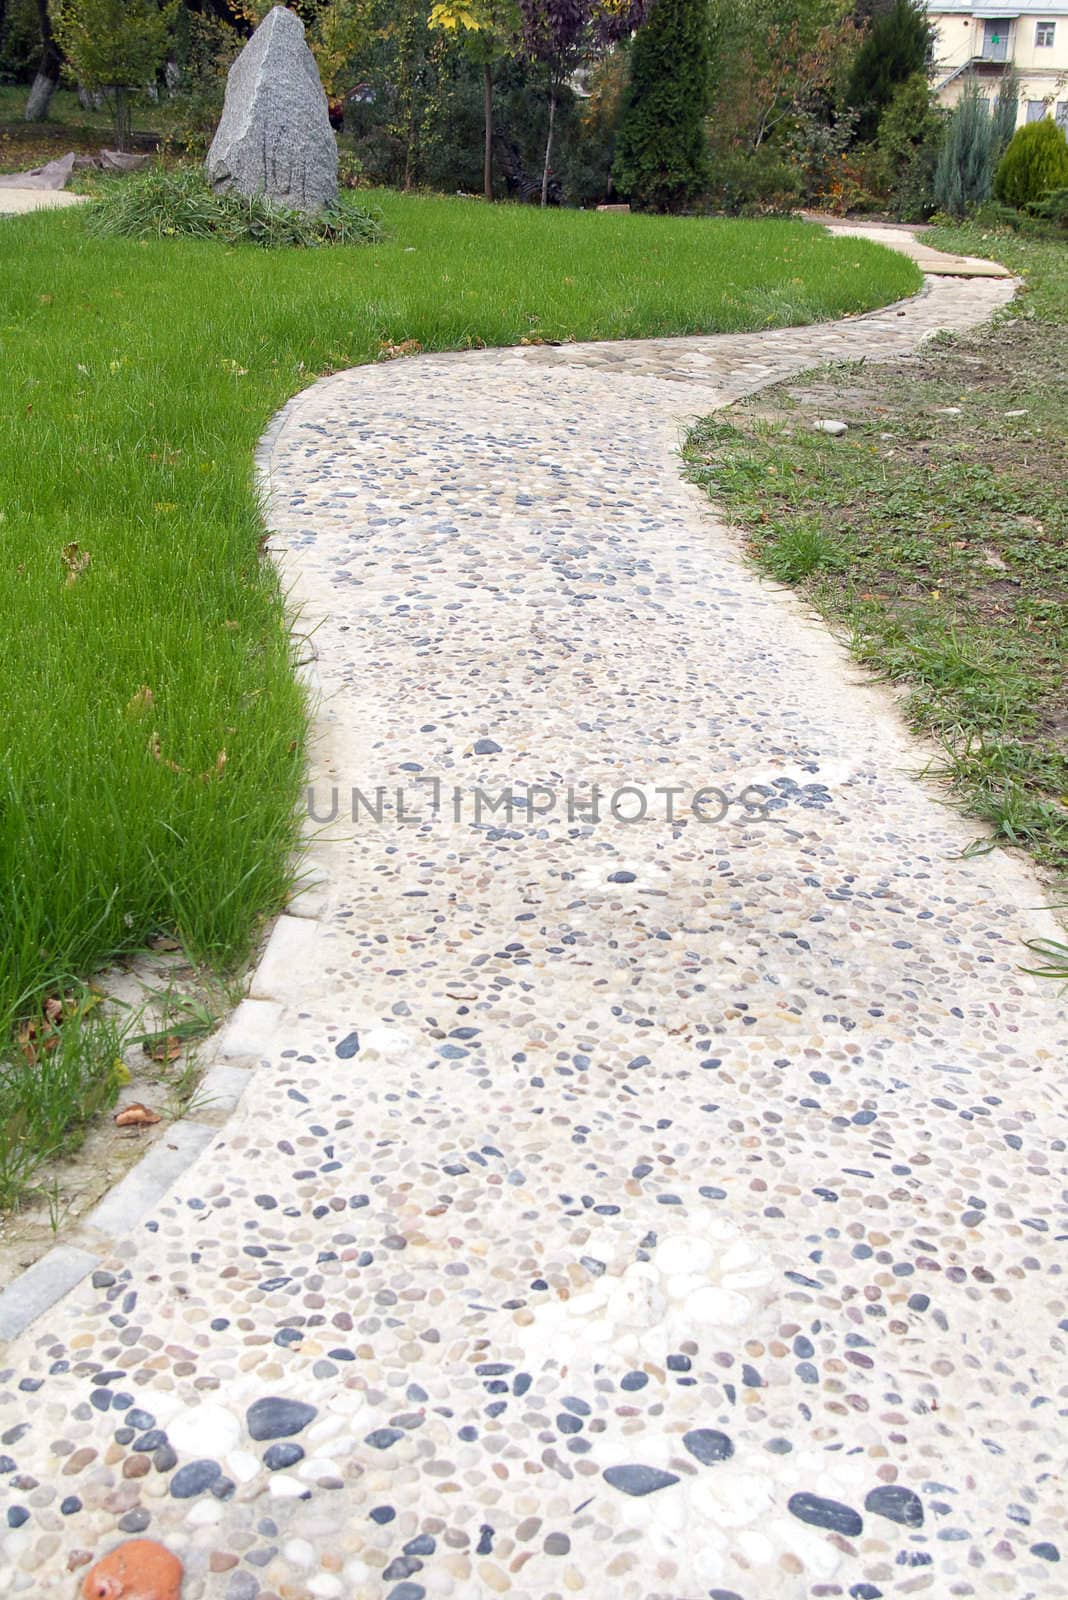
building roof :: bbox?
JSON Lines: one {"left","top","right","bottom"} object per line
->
{"left": 927, "top": 1, "right": 1068, "bottom": 14}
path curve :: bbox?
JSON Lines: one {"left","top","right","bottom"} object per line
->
{"left": 3, "top": 233, "right": 1068, "bottom": 1600}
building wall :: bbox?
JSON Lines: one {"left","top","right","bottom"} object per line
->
{"left": 928, "top": 7, "right": 1068, "bottom": 124}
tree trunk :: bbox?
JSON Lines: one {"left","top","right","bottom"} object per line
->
{"left": 25, "top": 0, "right": 61, "bottom": 122}
{"left": 482, "top": 60, "right": 494, "bottom": 203}
{"left": 540, "top": 84, "right": 557, "bottom": 208}
{"left": 113, "top": 85, "right": 131, "bottom": 152}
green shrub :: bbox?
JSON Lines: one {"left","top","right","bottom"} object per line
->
{"left": 994, "top": 118, "right": 1068, "bottom": 209}
{"left": 706, "top": 147, "right": 803, "bottom": 215}
{"left": 1027, "top": 185, "right": 1068, "bottom": 226}
{"left": 934, "top": 80, "right": 993, "bottom": 217}
{"left": 874, "top": 72, "right": 946, "bottom": 221}
{"left": 86, "top": 164, "right": 381, "bottom": 248}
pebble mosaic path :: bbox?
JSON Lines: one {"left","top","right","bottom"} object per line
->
{"left": 3, "top": 232, "right": 1068, "bottom": 1600}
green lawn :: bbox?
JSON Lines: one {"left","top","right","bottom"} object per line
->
{"left": 684, "top": 224, "right": 1067, "bottom": 881}
{"left": 0, "top": 189, "right": 918, "bottom": 1201}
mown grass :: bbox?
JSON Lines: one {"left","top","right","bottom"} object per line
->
{"left": 0, "top": 190, "right": 917, "bottom": 1203}
{"left": 683, "top": 225, "right": 1068, "bottom": 883}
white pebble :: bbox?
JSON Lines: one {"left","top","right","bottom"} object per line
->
{"left": 169, "top": 1403, "right": 240, "bottom": 1456}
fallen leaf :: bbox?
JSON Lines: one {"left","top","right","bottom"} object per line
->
{"left": 376, "top": 338, "right": 423, "bottom": 361}
{"left": 125, "top": 685, "right": 155, "bottom": 719}
{"left": 115, "top": 1103, "right": 161, "bottom": 1127}
{"left": 61, "top": 542, "right": 91, "bottom": 585}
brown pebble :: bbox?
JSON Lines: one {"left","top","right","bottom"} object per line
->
{"left": 123, "top": 1456, "right": 151, "bottom": 1480}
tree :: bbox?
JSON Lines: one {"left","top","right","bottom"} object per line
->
{"left": 706, "top": 0, "right": 857, "bottom": 155}
{"left": 518, "top": 0, "right": 648, "bottom": 205}
{"left": 875, "top": 70, "right": 944, "bottom": 218}
{"left": 24, "top": 0, "right": 62, "bottom": 121}
{"left": 612, "top": 0, "right": 709, "bottom": 211}
{"left": 429, "top": 0, "right": 519, "bottom": 201}
{"left": 994, "top": 115, "right": 1068, "bottom": 207}
{"left": 52, "top": 0, "right": 178, "bottom": 147}
{"left": 990, "top": 67, "right": 1019, "bottom": 159}
{"left": 933, "top": 77, "right": 992, "bottom": 217}
{"left": 846, "top": 0, "right": 931, "bottom": 142}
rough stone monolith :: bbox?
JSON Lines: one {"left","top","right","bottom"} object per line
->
{"left": 206, "top": 6, "right": 337, "bottom": 213}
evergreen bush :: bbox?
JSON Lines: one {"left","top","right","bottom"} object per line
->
{"left": 994, "top": 117, "right": 1068, "bottom": 209}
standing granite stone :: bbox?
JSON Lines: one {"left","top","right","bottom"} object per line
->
{"left": 206, "top": 6, "right": 337, "bottom": 213}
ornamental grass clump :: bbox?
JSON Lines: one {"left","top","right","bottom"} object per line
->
{"left": 87, "top": 164, "right": 381, "bottom": 247}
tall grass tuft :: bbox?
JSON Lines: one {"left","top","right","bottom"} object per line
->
{"left": 86, "top": 163, "right": 382, "bottom": 247}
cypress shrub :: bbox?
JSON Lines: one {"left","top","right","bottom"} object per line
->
{"left": 612, "top": 0, "right": 710, "bottom": 213}
{"left": 994, "top": 117, "right": 1068, "bottom": 208}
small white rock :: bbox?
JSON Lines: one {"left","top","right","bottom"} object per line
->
{"left": 187, "top": 1500, "right": 223, "bottom": 1526}
{"left": 225, "top": 1449, "right": 262, "bottom": 1484}
{"left": 1005, "top": 408, "right": 1027, "bottom": 417}
{"left": 283, "top": 1539, "right": 316, "bottom": 1569}
{"left": 656, "top": 1232, "right": 718, "bottom": 1275}
{"left": 169, "top": 1403, "right": 241, "bottom": 1457}
{"left": 269, "top": 1474, "right": 307, "bottom": 1498}
{"left": 686, "top": 1285, "right": 750, "bottom": 1327}
{"left": 308, "top": 1576, "right": 344, "bottom": 1599}
{"left": 813, "top": 419, "right": 848, "bottom": 436}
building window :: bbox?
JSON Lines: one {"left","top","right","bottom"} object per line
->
{"left": 1035, "top": 20, "right": 1055, "bottom": 46}
{"left": 1026, "top": 100, "right": 1046, "bottom": 122}
{"left": 981, "top": 18, "right": 1013, "bottom": 58}
{"left": 1057, "top": 101, "right": 1068, "bottom": 130}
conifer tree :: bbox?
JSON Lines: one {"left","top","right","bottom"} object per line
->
{"left": 933, "top": 78, "right": 992, "bottom": 216}
{"left": 612, "top": 0, "right": 710, "bottom": 213}
{"left": 846, "top": 0, "right": 931, "bottom": 142}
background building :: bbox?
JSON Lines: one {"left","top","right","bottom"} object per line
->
{"left": 928, "top": 0, "right": 1068, "bottom": 125}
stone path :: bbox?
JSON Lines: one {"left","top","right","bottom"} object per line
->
{"left": 0, "top": 189, "right": 88, "bottom": 215}
{"left": 3, "top": 233, "right": 1068, "bottom": 1600}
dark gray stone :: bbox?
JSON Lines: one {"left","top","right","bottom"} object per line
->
{"left": 206, "top": 6, "right": 337, "bottom": 213}
{"left": 246, "top": 1396, "right": 317, "bottom": 1441}
{"left": 603, "top": 1464, "right": 679, "bottom": 1496}
{"left": 170, "top": 1459, "right": 220, "bottom": 1499}
{"left": 865, "top": 1484, "right": 924, "bottom": 1527}
{"left": 366, "top": 1427, "right": 404, "bottom": 1450}
{"left": 788, "top": 1491, "right": 863, "bottom": 1536}
{"left": 682, "top": 1428, "right": 734, "bottom": 1465}
{"left": 263, "top": 1442, "right": 304, "bottom": 1470}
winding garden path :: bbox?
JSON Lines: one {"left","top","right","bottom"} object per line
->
{"left": 3, "top": 231, "right": 1068, "bottom": 1600}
